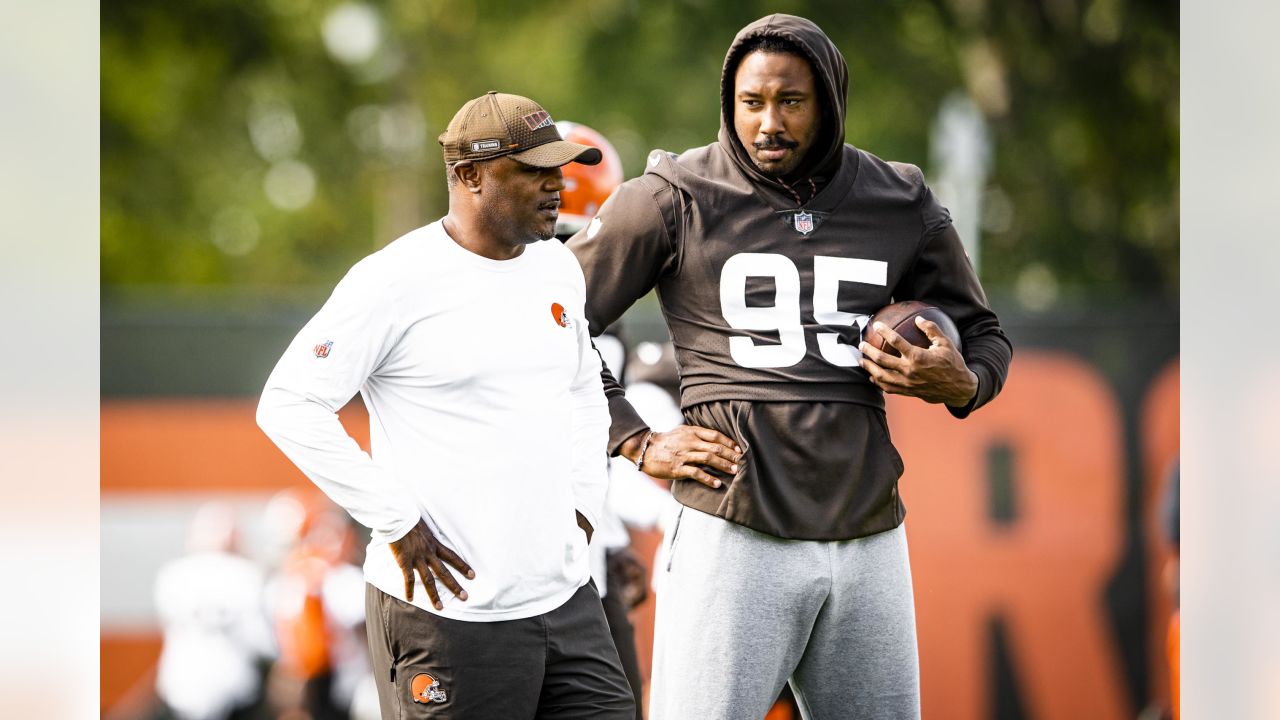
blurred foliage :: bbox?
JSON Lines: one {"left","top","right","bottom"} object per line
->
{"left": 102, "top": 0, "right": 1177, "bottom": 302}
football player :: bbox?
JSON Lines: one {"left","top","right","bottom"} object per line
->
{"left": 554, "top": 120, "right": 649, "bottom": 720}
{"left": 567, "top": 14, "right": 1013, "bottom": 720}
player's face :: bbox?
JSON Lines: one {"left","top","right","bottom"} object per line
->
{"left": 480, "top": 157, "right": 565, "bottom": 244}
{"left": 733, "top": 51, "right": 821, "bottom": 177}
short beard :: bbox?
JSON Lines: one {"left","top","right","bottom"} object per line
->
{"left": 477, "top": 196, "right": 548, "bottom": 243}
{"left": 753, "top": 154, "right": 803, "bottom": 177}
{"left": 749, "top": 138, "right": 802, "bottom": 176}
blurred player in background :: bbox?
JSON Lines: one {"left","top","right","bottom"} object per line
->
{"left": 258, "top": 92, "right": 633, "bottom": 719}
{"left": 615, "top": 341, "right": 685, "bottom": 598}
{"left": 152, "top": 503, "right": 275, "bottom": 720}
{"left": 567, "top": 14, "right": 1012, "bottom": 719}
{"left": 554, "top": 120, "right": 661, "bottom": 719}
{"left": 262, "top": 490, "right": 370, "bottom": 720}
{"left": 553, "top": 121, "right": 621, "bottom": 240}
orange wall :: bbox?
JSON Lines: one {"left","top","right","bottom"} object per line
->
{"left": 891, "top": 352, "right": 1130, "bottom": 719}
{"left": 102, "top": 352, "right": 1180, "bottom": 718}
{"left": 101, "top": 633, "right": 163, "bottom": 718}
{"left": 102, "top": 398, "right": 370, "bottom": 495}
{"left": 1142, "top": 361, "right": 1180, "bottom": 711}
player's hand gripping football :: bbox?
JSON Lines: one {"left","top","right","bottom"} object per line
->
{"left": 390, "top": 518, "right": 475, "bottom": 611}
{"left": 622, "top": 425, "right": 742, "bottom": 489}
{"left": 859, "top": 316, "right": 978, "bottom": 407}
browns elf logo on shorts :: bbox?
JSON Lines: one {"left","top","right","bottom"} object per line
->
{"left": 411, "top": 673, "right": 448, "bottom": 704}
{"left": 550, "top": 302, "right": 570, "bottom": 328}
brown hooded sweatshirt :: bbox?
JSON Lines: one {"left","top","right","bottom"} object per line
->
{"left": 567, "top": 14, "right": 1012, "bottom": 540}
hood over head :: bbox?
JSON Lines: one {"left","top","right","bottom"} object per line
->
{"left": 718, "top": 14, "right": 849, "bottom": 188}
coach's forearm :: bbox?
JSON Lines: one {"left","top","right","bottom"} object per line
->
{"left": 256, "top": 387, "right": 419, "bottom": 541}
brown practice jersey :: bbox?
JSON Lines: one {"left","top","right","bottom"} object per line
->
{"left": 569, "top": 143, "right": 1011, "bottom": 540}
{"left": 567, "top": 14, "right": 1011, "bottom": 540}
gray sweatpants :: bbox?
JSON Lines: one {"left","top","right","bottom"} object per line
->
{"left": 649, "top": 508, "right": 920, "bottom": 720}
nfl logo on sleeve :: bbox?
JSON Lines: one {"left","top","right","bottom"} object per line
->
{"left": 313, "top": 340, "right": 333, "bottom": 358}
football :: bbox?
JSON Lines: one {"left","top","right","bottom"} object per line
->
{"left": 862, "top": 300, "right": 962, "bottom": 357}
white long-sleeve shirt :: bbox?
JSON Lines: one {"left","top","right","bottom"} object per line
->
{"left": 257, "top": 221, "right": 610, "bottom": 622}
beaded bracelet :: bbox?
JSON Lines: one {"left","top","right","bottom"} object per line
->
{"left": 634, "top": 430, "right": 654, "bottom": 473}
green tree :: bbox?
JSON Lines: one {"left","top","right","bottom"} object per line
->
{"left": 102, "top": 0, "right": 1177, "bottom": 303}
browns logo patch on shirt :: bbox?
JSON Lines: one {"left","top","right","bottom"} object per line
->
{"left": 550, "top": 302, "right": 569, "bottom": 328}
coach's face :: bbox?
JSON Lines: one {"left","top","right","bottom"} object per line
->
{"left": 479, "top": 156, "right": 565, "bottom": 245}
{"left": 733, "top": 50, "right": 821, "bottom": 177}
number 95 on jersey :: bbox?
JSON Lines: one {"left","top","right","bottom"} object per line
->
{"left": 719, "top": 252, "right": 888, "bottom": 369}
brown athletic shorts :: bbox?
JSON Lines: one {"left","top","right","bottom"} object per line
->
{"left": 365, "top": 581, "right": 635, "bottom": 719}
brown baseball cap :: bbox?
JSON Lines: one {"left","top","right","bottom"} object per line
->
{"left": 438, "top": 91, "right": 602, "bottom": 168}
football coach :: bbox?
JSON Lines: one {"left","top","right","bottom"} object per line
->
{"left": 258, "top": 91, "right": 635, "bottom": 719}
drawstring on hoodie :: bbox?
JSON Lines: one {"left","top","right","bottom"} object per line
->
{"left": 775, "top": 176, "right": 818, "bottom": 208}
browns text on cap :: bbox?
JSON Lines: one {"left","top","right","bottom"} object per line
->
{"left": 438, "top": 92, "right": 602, "bottom": 168}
